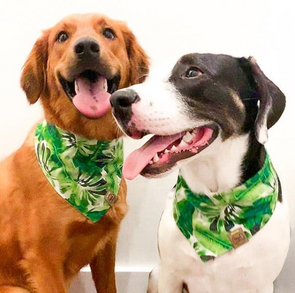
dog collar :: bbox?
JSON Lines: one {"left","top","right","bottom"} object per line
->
{"left": 173, "top": 153, "right": 278, "bottom": 262}
{"left": 35, "top": 121, "right": 123, "bottom": 222}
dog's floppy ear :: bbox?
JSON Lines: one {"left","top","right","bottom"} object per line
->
{"left": 21, "top": 30, "right": 49, "bottom": 104}
{"left": 244, "top": 57, "right": 286, "bottom": 144}
{"left": 122, "top": 27, "right": 149, "bottom": 85}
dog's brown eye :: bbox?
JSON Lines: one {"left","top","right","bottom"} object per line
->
{"left": 185, "top": 67, "right": 203, "bottom": 78}
{"left": 56, "top": 31, "right": 69, "bottom": 43}
{"left": 102, "top": 28, "right": 116, "bottom": 40}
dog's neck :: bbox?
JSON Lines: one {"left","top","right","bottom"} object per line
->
{"left": 180, "top": 133, "right": 264, "bottom": 196}
{"left": 43, "top": 109, "right": 120, "bottom": 141}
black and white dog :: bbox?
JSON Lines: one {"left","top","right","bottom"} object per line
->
{"left": 110, "top": 54, "right": 290, "bottom": 293}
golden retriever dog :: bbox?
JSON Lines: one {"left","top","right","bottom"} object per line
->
{"left": 0, "top": 14, "right": 148, "bottom": 293}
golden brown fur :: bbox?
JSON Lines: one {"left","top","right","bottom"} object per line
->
{"left": 0, "top": 14, "right": 148, "bottom": 293}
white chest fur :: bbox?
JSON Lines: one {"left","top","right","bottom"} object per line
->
{"left": 180, "top": 134, "right": 249, "bottom": 195}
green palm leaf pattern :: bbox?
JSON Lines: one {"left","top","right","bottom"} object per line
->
{"left": 35, "top": 121, "right": 123, "bottom": 222}
{"left": 173, "top": 153, "right": 279, "bottom": 262}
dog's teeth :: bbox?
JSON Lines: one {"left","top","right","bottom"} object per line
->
{"left": 149, "top": 160, "right": 153, "bottom": 164}
{"left": 74, "top": 80, "right": 79, "bottom": 93}
{"left": 183, "top": 132, "right": 193, "bottom": 143}
{"left": 164, "top": 149, "right": 169, "bottom": 154}
{"left": 104, "top": 80, "right": 108, "bottom": 91}
{"left": 179, "top": 140, "right": 188, "bottom": 148}
{"left": 171, "top": 145, "right": 177, "bottom": 152}
{"left": 153, "top": 153, "right": 159, "bottom": 163}
{"left": 191, "top": 146, "right": 199, "bottom": 153}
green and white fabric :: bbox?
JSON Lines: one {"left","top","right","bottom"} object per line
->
{"left": 35, "top": 121, "right": 123, "bottom": 222}
{"left": 173, "top": 153, "right": 279, "bottom": 262}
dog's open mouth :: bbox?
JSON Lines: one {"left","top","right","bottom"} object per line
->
{"left": 59, "top": 70, "right": 120, "bottom": 118}
{"left": 123, "top": 125, "right": 218, "bottom": 179}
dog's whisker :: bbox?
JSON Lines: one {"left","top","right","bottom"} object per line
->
{"left": 241, "top": 98, "right": 259, "bottom": 101}
{"left": 135, "top": 72, "right": 149, "bottom": 83}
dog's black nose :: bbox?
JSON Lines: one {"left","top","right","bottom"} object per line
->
{"left": 110, "top": 89, "right": 140, "bottom": 109}
{"left": 74, "top": 38, "right": 100, "bottom": 59}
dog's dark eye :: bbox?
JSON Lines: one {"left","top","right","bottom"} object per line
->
{"left": 185, "top": 67, "right": 203, "bottom": 78}
{"left": 56, "top": 31, "right": 69, "bottom": 43}
{"left": 102, "top": 28, "right": 116, "bottom": 40}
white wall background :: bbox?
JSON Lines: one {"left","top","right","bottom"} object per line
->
{"left": 0, "top": 0, "right": 294, "bottom": 292}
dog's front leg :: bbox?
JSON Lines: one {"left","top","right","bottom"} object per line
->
{"left": 90, "top": 238, "right": 117, "bottom": 293}
{"left": 258, "top": 283, "right": 274, "bottom": 293}
{"left": 148, "top": 264, "right": 188, "bottom": 293}
{"left": 156, "top": 265, "right": 184, "bottom": 293}
{"left": 22, "top": 259, "right": 68, "bottom": 293}
{"left": 147, "top": 264, "right": 160, "bottom": 293}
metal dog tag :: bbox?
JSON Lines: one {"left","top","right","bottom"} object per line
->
{"left": 105, "top": 192, "right": 118, "bottom": 206}
{"left": 228, "top": 228, "right": 248, "bottom": 249}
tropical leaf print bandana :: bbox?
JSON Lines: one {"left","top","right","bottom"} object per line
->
{"left": 173, "top": 153, "right": 278, "bottom": 262}
{"left": 35, "top": 121, "right": 123, "bottom": 222}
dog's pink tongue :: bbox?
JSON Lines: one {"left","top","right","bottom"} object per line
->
{"left": 72, "top": 76, "right": 111, "bottom": 118}
{"left": 123, "top": 133, "right": 183, "bottom": 180}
